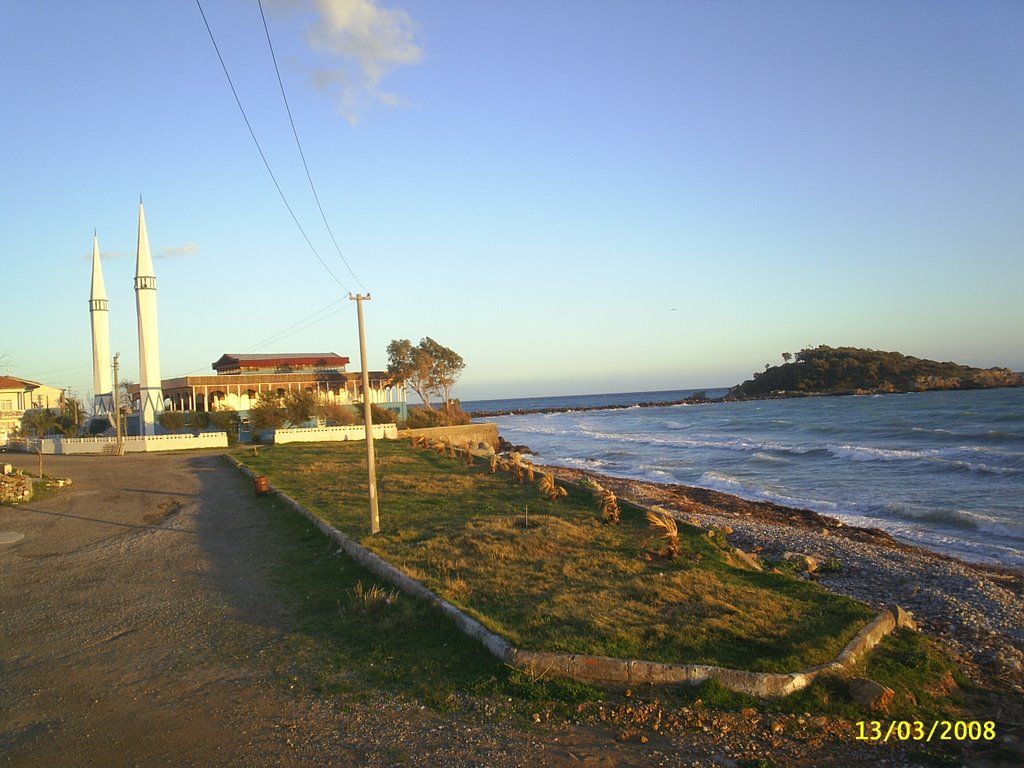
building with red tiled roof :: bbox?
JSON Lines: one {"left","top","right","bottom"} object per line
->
{"left": 0, "top": 375, "right": 64, "bottom": 443}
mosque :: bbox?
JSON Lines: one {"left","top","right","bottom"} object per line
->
{"left": 88, "top": 201, "right": 405, "bottom": 439}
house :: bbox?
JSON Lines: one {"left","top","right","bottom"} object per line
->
{"left": 129, "top": 352, "right": 406, "bottom": 420}
{"left": 0, "top": 375, "right": 64, "bottom": 444}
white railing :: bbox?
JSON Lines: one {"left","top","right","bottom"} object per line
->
{"left": 39, "top": 432, "right": 229, "bottom": 454}
{"left": 272, "top": 424, "right": 397, "bottom": 445}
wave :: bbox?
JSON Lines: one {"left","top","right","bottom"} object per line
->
{"left": 752, "top": 452, "right": 790, "bottom": 464}
{"left": 824, "top": 443, "right": 1020, "bottom": 475}
{"left": 864, "top": 501, "right": 1024, "bottom": 540}
{"left": 697, "top": 471, "right": 840, "bottom": 511}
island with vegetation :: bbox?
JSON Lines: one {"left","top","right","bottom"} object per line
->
{"left": 728, "top": 345, "right": 1024, "bottom": 399}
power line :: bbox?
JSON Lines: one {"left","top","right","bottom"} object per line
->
{"left": 194, "top": 0, "right": 350, "bottom": 292}
{"left": 176, "top": 299, "right": 352, "bottom": 376}
{"left": 240, "top": 301, "right": 352, "bottom": 352}
{"left": 257, "top": 0, "right": 367, "bottom": 293}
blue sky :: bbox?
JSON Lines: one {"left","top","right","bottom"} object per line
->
{"left": 3, "top": 0, "right": 1022, "bottom": 403}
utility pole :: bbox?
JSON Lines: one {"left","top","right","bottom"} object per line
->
{"left": 350, "top": 294, "right": 380, "bottom": 534}
{"left": 112, "top": 353, "right": 123, "bottom": 455}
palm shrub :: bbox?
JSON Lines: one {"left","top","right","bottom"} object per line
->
{"left": 646, "top": 508, "right": 681, "bottom": 559}
{"left": 537, "top": 473, "right": 568, "bottom": 501}
{"left": 581, "top": 478, "right": 621, "bottom": 524}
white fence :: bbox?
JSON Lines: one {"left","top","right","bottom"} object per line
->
{"left": 272, "top": 424, "right": 397, "bottom": 445}
{"left": 38, "top": 432, "right": 229, "bottom": 455}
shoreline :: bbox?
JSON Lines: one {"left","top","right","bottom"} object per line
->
{"left": 539, "top": 462, "right": 1024, "bottom": 694}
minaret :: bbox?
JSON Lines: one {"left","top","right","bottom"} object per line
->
{"left": 89, "top": 233, "right": 114, "bottom": 419}
{"left": 134, "top": 199, "right": 163, "bottom": 435}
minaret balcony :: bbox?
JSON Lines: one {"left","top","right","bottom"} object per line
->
{"left": 89, "top": 299, "right": 109, "bottom": 311}
{"left": 135, "top": 276, "right": 157, "bottom": 290}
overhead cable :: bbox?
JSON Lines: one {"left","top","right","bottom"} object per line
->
{"left": 194, "top": 0, "right": 350, "bottom": 291}
{"left": 257, "top": 0, "right": 368, "bottom": 293}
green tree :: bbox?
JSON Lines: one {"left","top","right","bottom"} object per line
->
{"left": 420, "top": 337, "right": 465, "bottom": 418}
{"left": 21, "top": 408, "right": 60, "bottom": 437}
{"left": 282, "top": 390, "right": 317, "bottom": 427}
{"left": 209, "top": 408, "right": 241, "bottom": 446}
{"left": 248, "top": 392, "right": 286, "bottom": 433}
{"left": 387, "top": 339, "right": 435, "bottom": 410}
{"left": 58, "top": 389, "right": 86, "bottom": 436}
{"left": 316, "top": 401, "right": 358, "bottom": 426}
{"left": 157, "top": 411, "right": 187, "bottom": 433}
{"left": 189, "top": 410, "right": 211, "bottom": 432}
{"left": 21, "top": 408, "right": 59, "bottom": 478}
{"left": 387, "top": 337, "right": 465, "bottom": 416}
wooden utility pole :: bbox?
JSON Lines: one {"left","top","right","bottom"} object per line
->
{"left": 350, "top": 294, "right": 380, "bottom": 534}
{"left": 112, "top": 353, "right": 123, "bottom": 455}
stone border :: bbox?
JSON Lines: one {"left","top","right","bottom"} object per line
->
{"left": 227, "top": 455, "right": 914, "bottom": 698}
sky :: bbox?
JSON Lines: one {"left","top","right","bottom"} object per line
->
{"left": 2, "top": 0, "right": 1022, "bottom": 404}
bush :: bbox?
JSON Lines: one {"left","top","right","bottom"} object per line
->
{"left": 316, "top": 401, "right": 359, "bottom": 426}
{"left": 209, "top": 409, "right": 241, "bottom": 446}
{"left": 158, "top": 411, "right": 187, "bottom": 433}
{"left": 189, "top": 410, "right": 211, "bottom": 431}
{"left": 404, "top": 404, "right": 471, "bottom": 429}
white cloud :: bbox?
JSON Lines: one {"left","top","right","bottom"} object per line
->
{"left": 268, "top": 0, "right": 424, "bottom": 123}
{"left": 158, "top": 243, "right": 200, "bottom": 259}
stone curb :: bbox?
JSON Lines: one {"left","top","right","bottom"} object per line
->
{"left": 226, "top": 455, "right": 913, "bottom": 698}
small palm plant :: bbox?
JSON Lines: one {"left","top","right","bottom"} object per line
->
{"left": 646, "top": 508, "right": 681, "bottom": 559}
{"left": 597, "top": 488, "right": 621, "bottom": 524}
{"left": 537, "top": 473, "right": 568, "bottom": 501}
{"left": 580, "top": 477, "right": 620, "bottom": 524}
{"left": 509, "top": 452, "right": 526, "bottom": 484}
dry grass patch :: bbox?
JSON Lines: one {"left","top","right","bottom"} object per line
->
{"left": 240, "top": 441, "right": 875, "bottom": 673}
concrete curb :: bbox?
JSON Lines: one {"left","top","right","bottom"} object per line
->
{"left": 227, "top": 455, "right": 913, "bottom": 698}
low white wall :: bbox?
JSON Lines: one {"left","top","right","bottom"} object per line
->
{"left": 40, "top": 433, "right": 229, "bottom": 455}
{"left": 273, "top": 424, "right": 397, "bottom": 445}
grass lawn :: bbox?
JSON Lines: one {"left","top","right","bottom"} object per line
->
{"left": 238, "top": 440, "right": 875, "bottom": 673}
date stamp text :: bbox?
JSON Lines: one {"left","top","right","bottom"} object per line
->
{"left": 856, "top": 720, "right": 996, "bottom": 742}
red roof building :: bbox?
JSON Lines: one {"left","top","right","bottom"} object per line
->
{"left": 138, "top": 353, "right": 403, "bottom": 416}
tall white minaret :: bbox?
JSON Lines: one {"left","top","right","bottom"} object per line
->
{"left": 134, "top": 199, "right": 163, "bottom": 435}
{"left": 89, "top": 232, "right": 114, "bottom": 418}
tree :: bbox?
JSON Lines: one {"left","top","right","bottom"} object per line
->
{"left": 782, "top": 352, "right": 792, "bottom": 364}
{"left": 157, "top": 411, "right": 187, "bottom": 433}
{"left": 387, "top": 339, "right": 435, "bottom": 410}
{"left": 58, "top": 389, "right": 86, "bottom": 436}
{"left": 248, "top": 392, "right": 286, "bottom": 433}
{"left": 316, "top": 401, "right": 358, "bottom": 426}
{"left": 386, "top": 337, "right": 465, "bottom": 415}
{"left": 189, "top": 410, "right": 211, "bottom": 432}
{"left": 209, "top": 408, "right": 241, "bottom": 446}
{"left": 282, "top": 390, "right": 317, "bottom": 427}
{"left": 21, "top": 408, "right": 59, "bottom": 479}
{"left": 420, "top": 337, "right": 465, "bottom": 418}
{"left": 21, "top": 408, "right": 59, "bottom": 437}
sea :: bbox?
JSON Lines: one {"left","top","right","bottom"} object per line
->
{"left": 463, "top": 388, "right": 1024, "bottom": 569}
